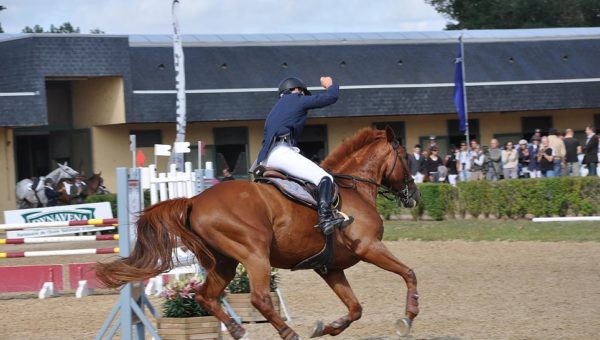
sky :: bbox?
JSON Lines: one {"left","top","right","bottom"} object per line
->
{"left": 0, "top": 0, "right": 449, "bottom": 35}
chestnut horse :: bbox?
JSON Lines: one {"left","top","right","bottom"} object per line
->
{"left": 96, "top": 127, "right": 421, "bottom": 339}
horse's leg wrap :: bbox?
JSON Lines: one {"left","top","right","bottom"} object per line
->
{"left": 326, "top": 315, "right": 352, "bottom": 336}
{"left": 405, "top": 269, "right": 420, "bottom": 318}
{"left": 225, "top": 319, "right": 246, "bottom": 340}
{"left": 278, "top": 325, "right": 300, "bottom": 340}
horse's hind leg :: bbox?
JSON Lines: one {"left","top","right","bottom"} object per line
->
{"left": 244, "top": 257, "right": 300, "bottom": 340}
{"left": 194, "top": 256, "right": 247, "bottom": 339}
{"left": 355, "top": 240, "right": 419, "bottom": 337}
{"left": 311, "top": 269, "right": 362, "bottom": 338}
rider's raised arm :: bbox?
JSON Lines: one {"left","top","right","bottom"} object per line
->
{"left": 301, "top": 76, "right": 339, "bottom": 109}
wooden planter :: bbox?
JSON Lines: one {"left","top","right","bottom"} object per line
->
{"left": 157, "top": 315, "right": 221, "bottom": 340}
{"left": 227, "top": 292, "right": 282, "bottom": 322}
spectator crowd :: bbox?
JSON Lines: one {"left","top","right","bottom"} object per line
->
{"left": 407, "top": 126, "right": 599, "bottom": 186}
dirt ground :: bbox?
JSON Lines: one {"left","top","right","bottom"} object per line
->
{"left": 1, "top": 240, "right": 599, "bottom": 340}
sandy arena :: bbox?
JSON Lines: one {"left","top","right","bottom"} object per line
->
{"left": 1, "top": 240, "right": 599, "bottom": 339}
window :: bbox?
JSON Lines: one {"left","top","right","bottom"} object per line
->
{"left": 185, "top": 144, "right": 216, "bottom": 171}
{"left": 130, "top": 130, "right": 162, "bottom": 147}
{"left": 213, "top": 127, "right": 248, "bottom": 176}
{"left": 297, "top": 125, "right": 328, "bottom": 163}
{"left": 373, "top": 122, "right": 405, "bottom": 146}
{"left": 521, "top": 116, "right": 552, "bottom": 141}
{"left": 447, "top": 119, "right": 479, "bottom": 148}
{"left": 594, "top": 114, "right": 600, "bottom": 131}
{"left": 493, "top": 133, "right": 524, "bottom": 148}
{"left": 419, "top": 136, "right": 450, "bottom": 157}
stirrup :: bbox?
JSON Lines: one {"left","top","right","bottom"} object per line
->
{"left": 315, "top": 216, "right": 345, "bottom": 235}
{"left": 337, "top": 211, "right": 354, "bottom": 228}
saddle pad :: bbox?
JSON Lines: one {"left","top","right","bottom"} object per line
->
{"left": 257, "top": 177, "right": 318, "bottom": 209}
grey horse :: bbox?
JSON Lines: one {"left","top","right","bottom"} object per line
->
{"left": 15, "top": 162, "right": 79, "bottom": 209}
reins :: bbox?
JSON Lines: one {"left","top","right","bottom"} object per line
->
{"left": 331, "top": 140, "right": 415, "bottom": 204}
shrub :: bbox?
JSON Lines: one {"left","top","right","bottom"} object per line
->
{"left": 85, "top": 190, "right": 153, "bottom": 217}
{"left": 377, "top": 177, "right": 600, "bottom": 220}
{"left": 86, "top": 193, "right": 117, "bottom": 216}
{"left": 226, "top": 265, "right": 279, "bottom": 293}
{"left": 161, "top": 276, "right": 210, "bottom": 318}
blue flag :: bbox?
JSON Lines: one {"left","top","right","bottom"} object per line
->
{"left": 454, "top": 39, "right": 466, "bottom": 132}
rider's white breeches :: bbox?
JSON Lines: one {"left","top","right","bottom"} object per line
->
{"left": 263, "top": 143, "right": 332, "bottom": 186}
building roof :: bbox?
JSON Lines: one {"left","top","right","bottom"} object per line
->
{"left": 126, "top": 27, "right": 600, "bottom": 46}
{"left": 1, "top": 28, "right": 599, "bottom": 126}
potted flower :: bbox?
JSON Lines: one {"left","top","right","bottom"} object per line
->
{"left": 157, "top": 275, "right": 221, "bottom": 339}
{"left": 225, "top": 265, "right": 283, "bottom": 322}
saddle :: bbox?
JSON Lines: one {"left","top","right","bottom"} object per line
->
{"left": 253, "top": 166, "right": 348, "bottom": 275}
{"left": 253, "top": 166, "right": 339, "bottom": 210}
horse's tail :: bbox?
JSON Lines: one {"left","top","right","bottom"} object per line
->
{"left": 95, "top": 198, "right": 215, "bottom": 288}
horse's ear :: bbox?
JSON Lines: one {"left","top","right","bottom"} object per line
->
{"left": 97, "top": 171, "right": 102, "bottom": 176}
{"left": 385, "top": 125, "right": 396, "bottom": 143}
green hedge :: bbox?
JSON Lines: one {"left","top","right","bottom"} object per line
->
{"left": 377, "top": 177, "right": 600, "bottom": 220}
{"left": 85, "top": 191, "right": 152, "bottom": 217}
{"left": 87, "top": 178, "right": 600, "bottom": 221}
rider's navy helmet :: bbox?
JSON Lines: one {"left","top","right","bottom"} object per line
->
{"left": 278, "top": 77, "right": 311, "bottom": 96}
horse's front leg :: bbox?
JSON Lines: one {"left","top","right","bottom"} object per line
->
{"left": 354, "top": 240, "right": 419, "bottom": 337}
{"left": 311, "top": 269, "right": 362, "bottom": 338}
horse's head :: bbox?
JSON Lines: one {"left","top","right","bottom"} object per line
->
{"left": 57, "top": 162, "right": 79, "bottom": 178}
{"left": 381, "top": 126, "right": 420, "bottom": 208}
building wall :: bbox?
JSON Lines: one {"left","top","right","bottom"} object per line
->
{"left": 0, "top": 128, "right": 16, "bottom": 222}
{"left": 83, "top": 107, "right": 599, "bottom": 195}
{"left": 72, "top": 77, "right": 126, "bottom": 129}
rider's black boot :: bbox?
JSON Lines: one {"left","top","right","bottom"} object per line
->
{"left": 316, "top": 177, "right": 345, "bottom": 235}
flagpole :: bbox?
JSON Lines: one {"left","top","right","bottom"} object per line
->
{"left": 460, "top": 34, "right": 470, "bottom": 147}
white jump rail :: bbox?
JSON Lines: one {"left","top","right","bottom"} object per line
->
{"left": 532, "top": 216, "right": 600, "bottom": 222}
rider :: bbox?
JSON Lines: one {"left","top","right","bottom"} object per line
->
{"left": 253, "top": 76, "right": 345, "bottom": 235}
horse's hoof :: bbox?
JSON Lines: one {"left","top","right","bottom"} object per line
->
{"left": 395, "top": 317, "right": 412, "bottom": 337}
{"left": 310, "top": 320, "right": 324, "bottom": 338}
{"left": 239, "top": 331, "right": 250, "bottom": 340}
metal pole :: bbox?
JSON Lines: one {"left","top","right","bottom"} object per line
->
{"left": 460, "top": 34, "right": 470, "bottom": 147}
{"left": 169, "top": 0, "right": 187, "bottom": 171}
{"left": 96, "top": 168, "right": 160, "bottom": 340}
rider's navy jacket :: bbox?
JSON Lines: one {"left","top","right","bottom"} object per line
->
{"left": 255, "top": 84, "right": 340, "bottom": 166}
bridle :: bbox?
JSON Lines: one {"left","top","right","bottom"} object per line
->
{"left": 332, "top": 140, "right": 416, "bottom": 206}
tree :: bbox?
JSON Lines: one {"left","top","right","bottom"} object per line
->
{"left": 22, "top": 24, "right": 44, "bottom": 33}
{"left": 22, "top": 22, "right": 82, "bottom": 33}
{"left": 0, "top": 5, "right": 6, "bottom": 33}
{"left": 426, "top": 0, "right": 600, "bottom": 30}
{"left": 89, "top": 28, "right": 105, "bottom": 34}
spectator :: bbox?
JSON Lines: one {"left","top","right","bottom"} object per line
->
{"left": 539, "top": 136, "right": 555, "bottom": 178}
{"left": 469, "top": 144, "right": 486, "bottom": 181}
{"left": 528, "top": 136, "right": 542, "bottom": 178}
{"left": 407, "top": 144, "right": 425, "bottom": 183}
{"left": 501, "top": 141, "right": 519, "bottom": 179}
{"left": 517, "top": 139, "right": 530, "bottom": 177}
{"left": 428, "top": 136, "right": 438, "bottom": 150}
{"left": 583, "top": 126, "right": 598, "bottom": 177}
{"left": 457, "top": 141, "right": 471, "bottom": 182}
{"left": 221, "top": 168, "right": 235, "bottom": 182}
{"left": 532, "top": 128, "right": 542, "bottom": 141}
{"left": 445, "top": 145, "right": 459, "bottom": 186}
{"left": 423, "top": 146, "right": 443, "bottom": 182}
{"left": 563, "top": 129, "right": 581, "bottom": 177}
{"left": 69, "top": 175, "right": 88, "bottom": 204}
{"left": 486, "top": 139, "right": 502, "bottom": 181}
{"left": 548, "top": 128, "right": 566, "bottom": 177}
{"left": 44, "top": 178, "right": 63, "bottom": 207}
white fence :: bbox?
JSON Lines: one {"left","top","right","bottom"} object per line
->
{"left": 140, "top": 161, "right": 215, "bottom": 205}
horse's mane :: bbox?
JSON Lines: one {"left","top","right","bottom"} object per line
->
{"left": 321, "top": 128, "right": 385, "bottom": 169}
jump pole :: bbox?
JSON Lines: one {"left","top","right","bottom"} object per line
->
{"left": 0, "top": 247, "right": 119, "bottom": 258}
{"left": 0, "top": 234, "right": 119, "bottom": 244}
{"left": 96, "top": 167, "right": 159, "bottom": 340}
{"left": 0, "top": 219, "right": 118, "bottom": 231}
{"left": 532, "top": 216, "right": 600, "bottom": 222}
